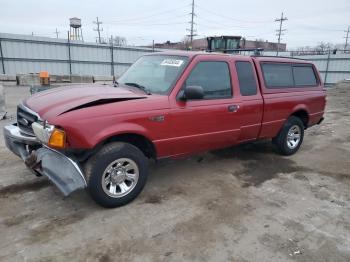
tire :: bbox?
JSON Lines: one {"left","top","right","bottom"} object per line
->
{"left": 85, "top": 142, "right": 148, "bottom": 208}
{"left": 272, "top": 116, "right": 304, "bottom": 156}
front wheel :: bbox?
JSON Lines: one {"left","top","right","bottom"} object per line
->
{"left": 273, "top": 116, "right": 304, "bottom": 156}
{"left": 85, "top": 142, "right": 148, "bottom": 208}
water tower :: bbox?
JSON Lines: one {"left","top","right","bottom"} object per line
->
{"left": 69, "top": 17, "right": 83, "bottom": 41}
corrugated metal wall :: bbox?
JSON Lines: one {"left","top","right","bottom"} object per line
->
{"left": 0, "top": 33, "right": 154, "bottom": 76}
{"left": 1, "top": 33, "right": 349, "bottom": 85}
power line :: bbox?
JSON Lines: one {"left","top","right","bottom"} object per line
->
{"left": 344, "top": 26, "right": 350, "bottom": 50}
{"left": 93, "top": 17, "right": 103, "bottom": 44}
{"left": 186, "top": 0, "right": 196, "bottom": 49}
{"left": 106, "top": 4, "right": 190, "bottom": 24}
{"left": 105, "top": 22, "right": 188, "bottom": 27}
{"left": 105, "top": 14, "right": 189, "bottom": 26}
{"left": 291, "top": 6, "right": 350, "bottom": 21}
{"left": 288, "top": 26, "right": 344, "bottom": 32}
{"left": 275, "top": 12, "right": 288, "bottom": 56}
{"left": 195, "top": 4, "right": 273, "bottom": 24}
{"left": 196, "top": 16, "right": 250, "bottom": 29}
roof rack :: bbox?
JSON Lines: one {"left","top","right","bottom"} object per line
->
{"left": 204, "top": 48, "right": 308, "bottom": 61}
{"left": 251, "top": 55, "right": 308, "bottom": 61}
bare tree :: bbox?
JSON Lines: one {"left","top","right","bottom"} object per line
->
{"left": 109, "top": 36, "right": 127, "bottom": 46}
{"left": 294, "top": 42, "right": 347, "bottom": 55}
{"left": 181, "top": 36, "right": 191, "bottom": 50}
{"left": 315, "top": 42, "right": 333, "bottom": 54}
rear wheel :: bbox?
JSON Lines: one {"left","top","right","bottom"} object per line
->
{"left": 85, "top": 142, "right": 148, "bottom": 208}
{"left": 273, "top": 116, "right": 304, "bottom": 156}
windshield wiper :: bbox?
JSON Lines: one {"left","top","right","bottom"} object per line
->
{"left": 124, "top": 82, "right": 151, "bottom": 95}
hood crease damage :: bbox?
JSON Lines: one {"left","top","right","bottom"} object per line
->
{"left": 59, "top": 97, "right": 146, "bottom": 115}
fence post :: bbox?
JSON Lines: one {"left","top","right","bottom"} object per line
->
{"left": 324, "top": 50, "right": 331, "bottom": 86}
{"left": 67, "top": 31, "right": 72, "bottom": 78}
{"left": 0, "top": 38, "right": 5, "bottom": 74}
{"left": 110, "top": 37, "right": 114, "bottom": 77}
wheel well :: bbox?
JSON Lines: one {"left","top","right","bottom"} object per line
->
{"left": 103, "top": 133, "right": 157, "bottom": 160}
{"left": 291, "top": 110, "right": 309, "bottom": 128}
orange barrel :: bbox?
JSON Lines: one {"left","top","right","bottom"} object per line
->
{"left": 39, "top": 71, "right": 50, "bottom": 85}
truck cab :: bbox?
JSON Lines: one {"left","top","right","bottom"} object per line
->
{"left": 206, "top": 35, "right": 242, "bottom": 53}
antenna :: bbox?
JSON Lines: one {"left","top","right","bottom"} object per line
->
{"left": 275, "top": 12, "right": 287, "bottom": 56}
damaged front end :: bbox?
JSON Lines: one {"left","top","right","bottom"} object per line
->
{"left": 3, "top": 104, "right": 86, "bottom": 196}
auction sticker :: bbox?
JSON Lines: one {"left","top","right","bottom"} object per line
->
{"left": 161, "top": 59, "right": 184, "bottom": 67}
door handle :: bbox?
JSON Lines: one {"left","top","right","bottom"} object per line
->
{"left": 228, "top": 105, "right": 239, "bottom": 112}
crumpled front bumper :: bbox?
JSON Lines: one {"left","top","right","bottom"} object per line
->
{"left": 3, "top": 124, "right": 87, "bottom": 196}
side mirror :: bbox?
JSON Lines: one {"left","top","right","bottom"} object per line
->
{"left": 181, "top": 85, "right": 204, "bottom": 101}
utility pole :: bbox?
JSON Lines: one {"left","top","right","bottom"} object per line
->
{"left": 67, "top": 31, "right": 72, "bottom": 77}
{"left": 186, "top": 0, "right": 196, "bottom": 50}
{"left": 344, "top": 26, "right": 350, "bottom": 51}
{"left": 275, "top": 12, "right": 288, "bottom": 56}
{"left": 93, "top": 17, "right": 103, "bottom": 44}
{"left": 110, "top": 35, "right": 114, "bottom": 76}
{"left": 54, "top": 28, "right": 60, "bottom": 38}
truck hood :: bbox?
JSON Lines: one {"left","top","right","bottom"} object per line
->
{"left": 24, "top": 85, "right": 147, "bottom": 120}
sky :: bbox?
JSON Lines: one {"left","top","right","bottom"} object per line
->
{"left": 0, "top": 0, "right": 349, "bottom": 49}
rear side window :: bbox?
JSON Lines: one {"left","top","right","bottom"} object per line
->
{"left": 293, "top": 66, "right": 317, "bottom": 86}
{"left": 186, "top": 61, "right": 232, "bottom": 99}
{"left": 236, "top": 61, "right": 257, "bottom": 96}
{"left": 261, "top": 63, "right": 294, "bottom": 88}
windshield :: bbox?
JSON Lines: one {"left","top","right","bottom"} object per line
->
{"left": 118, "top": 55, "right": 189, "bottom": 95}
{"left": 210, "top": 38, "right": 240, "bottom": 51}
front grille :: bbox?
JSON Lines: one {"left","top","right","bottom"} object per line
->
{"left": 17, "top": 104, "right": 38, "bottom": 136}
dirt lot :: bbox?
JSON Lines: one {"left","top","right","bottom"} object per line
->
{"left": 0, "top": 83, "right": 350, "bottom": 262}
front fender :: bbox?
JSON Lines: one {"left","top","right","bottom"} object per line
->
{"left": 89, "top": 122, "right": 152, "bottom": 148}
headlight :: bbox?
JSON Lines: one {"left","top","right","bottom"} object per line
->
{"left": 32, "top": 122, "right": 66, "bottom": 149}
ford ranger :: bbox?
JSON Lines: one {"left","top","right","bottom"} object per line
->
{"left": 3, "top": 52, "right": 326, "bottom": 207}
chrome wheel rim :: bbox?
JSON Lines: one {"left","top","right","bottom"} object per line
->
{"left": 287, "top": 125, "right": 301, "bottom": 149}
{"left": 101, "top": 158, "right": 139, "bottom": 198}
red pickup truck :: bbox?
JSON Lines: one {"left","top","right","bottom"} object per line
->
{"left": 4, "top": 52, "right": 326, "bottom": 207}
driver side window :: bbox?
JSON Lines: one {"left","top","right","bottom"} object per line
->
{"left": 185, "top": 61, "right": 232, "bottom": 99}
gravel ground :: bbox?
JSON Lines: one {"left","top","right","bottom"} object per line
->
{"left": 0, "top": 83, "right": 349, "bottom": 262}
